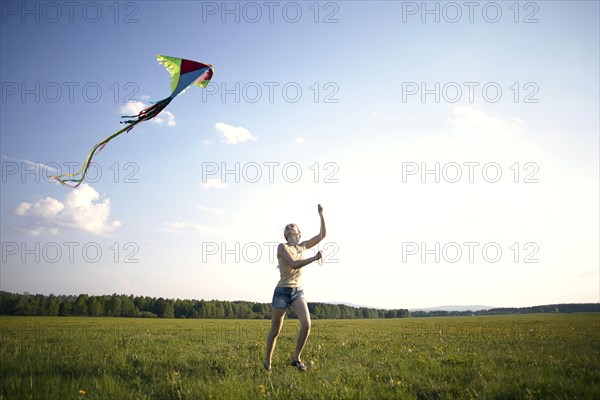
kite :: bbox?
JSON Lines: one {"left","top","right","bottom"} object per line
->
{"left": 51, "top": 55, "right": 214, "bottom": 188}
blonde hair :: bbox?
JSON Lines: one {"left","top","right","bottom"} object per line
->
{"left": 284, "top": 223, "right": 300, "bottom": 240}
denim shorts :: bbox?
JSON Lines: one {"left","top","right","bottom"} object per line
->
{"left": 272, "top": 286, "right": 304, "bottom": 309}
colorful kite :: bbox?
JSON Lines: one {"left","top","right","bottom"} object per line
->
{"left": 51, "top": 55, "right": 214, "bottom": 188}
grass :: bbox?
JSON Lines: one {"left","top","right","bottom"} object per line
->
{"left": 1, "top": 314, "right": 599, "bottom": 399}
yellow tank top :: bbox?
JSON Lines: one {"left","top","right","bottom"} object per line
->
{"left": 277, "top": 244, "right": 305, "bottom": 287}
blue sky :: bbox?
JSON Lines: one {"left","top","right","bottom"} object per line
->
{"left": 1, "top": 1, "right": 598, "bottom": 309}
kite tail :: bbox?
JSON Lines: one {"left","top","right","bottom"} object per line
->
{"left": 50, "top": 123, "right": 135, "bottom": 188}
{"left": 51, "top": 97, "right": 172, "bottom": 188}
{"left": 121, "top": 96, "right": 173, "bottom": 126}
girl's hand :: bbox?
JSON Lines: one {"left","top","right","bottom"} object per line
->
{"left": 318, "top": 204, "right": 323, "bottom": 215}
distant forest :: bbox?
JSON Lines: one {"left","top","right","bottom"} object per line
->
{"left": 0, "top": 291, "right": 410, "bottom": 319}
{"left": 0, "top": 292, "right": 597, "bottom": 319}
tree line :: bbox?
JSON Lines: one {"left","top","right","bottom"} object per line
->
{"left": 2, "top": 292, "right": 596, "bottom": 319}
{"left": 0, "top": 292, "right": 411, "bottom": 319}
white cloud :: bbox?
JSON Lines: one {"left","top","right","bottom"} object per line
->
{"left": 120, "top": 102, "right": 176, "bottom": 126}
{"left": 15, "top": 197, "right": 63, "bottom": 218}
{"left": 406, "top": 105, "right": 539, "bottom": 163}
{"left": 14, "top": 225, "right": 59, "bottom": 237}
{"left": 24, "top": 227, "right": 44, "bottom": 237}
{"left": 164, "top": 221, "right": 216, "bottom": 235}
{"left": 446, "top": 105, "right": 524, "bottom": 139}
{"left": 198, "top": 205, "right": 226, "bottom": 214}
{"left": 120, "top": 101, "right": 144, "bottom": 116}
{"left": 164, "top": 221, "right": 188, "bottom": 231}
{"left": 1, "top": 154, "right": 59, "bottom": 175}
{"left": 294, "top": 137, "right": 305, "bottom": 144}
{"left": 14, "top": 184, "right": 121, "bottom": 236}
{"left": 15, "top": 203, "right": 32, "bottom": 216}
{"left": 153, "top": 110, "right": 176, "bottom": 126}
{"left": 201, "top": 179, "right": 229, "bottom": 189}
{"left": 214, "top": 122, "right": 257, "bottom": 144}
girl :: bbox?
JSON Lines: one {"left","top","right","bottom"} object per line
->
{"left": 264, "top": 204, "right": 326, "bottom": 371}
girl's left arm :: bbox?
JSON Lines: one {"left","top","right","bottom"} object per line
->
{"left": 302, "top": 204, "right": 326, "bottom": 249}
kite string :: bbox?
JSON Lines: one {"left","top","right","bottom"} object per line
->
{"left": 317, "top": 242, "right": 324, "bottom": 266}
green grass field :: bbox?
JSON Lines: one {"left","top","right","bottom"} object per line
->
{"left": 1, "top": 314, "right": 598, "bottom": 399}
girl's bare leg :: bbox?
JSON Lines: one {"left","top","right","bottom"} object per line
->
{"left": 265, "top": 307, "right": 287, "bottom": 369}
{"left": 291, "top": 298, "right": 311, "bottom": 362}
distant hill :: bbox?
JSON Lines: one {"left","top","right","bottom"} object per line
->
{"left": 411, "top": 303, "right": 600, "bottom": 317}
{"left": 409, "top": 305, "right": 496, "bottom": 312}
{"left": 329, "top": 303, "right": 495, "bottom": 312}
{"left": 325, "top": 301, "right": 379, "bottom": 309}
